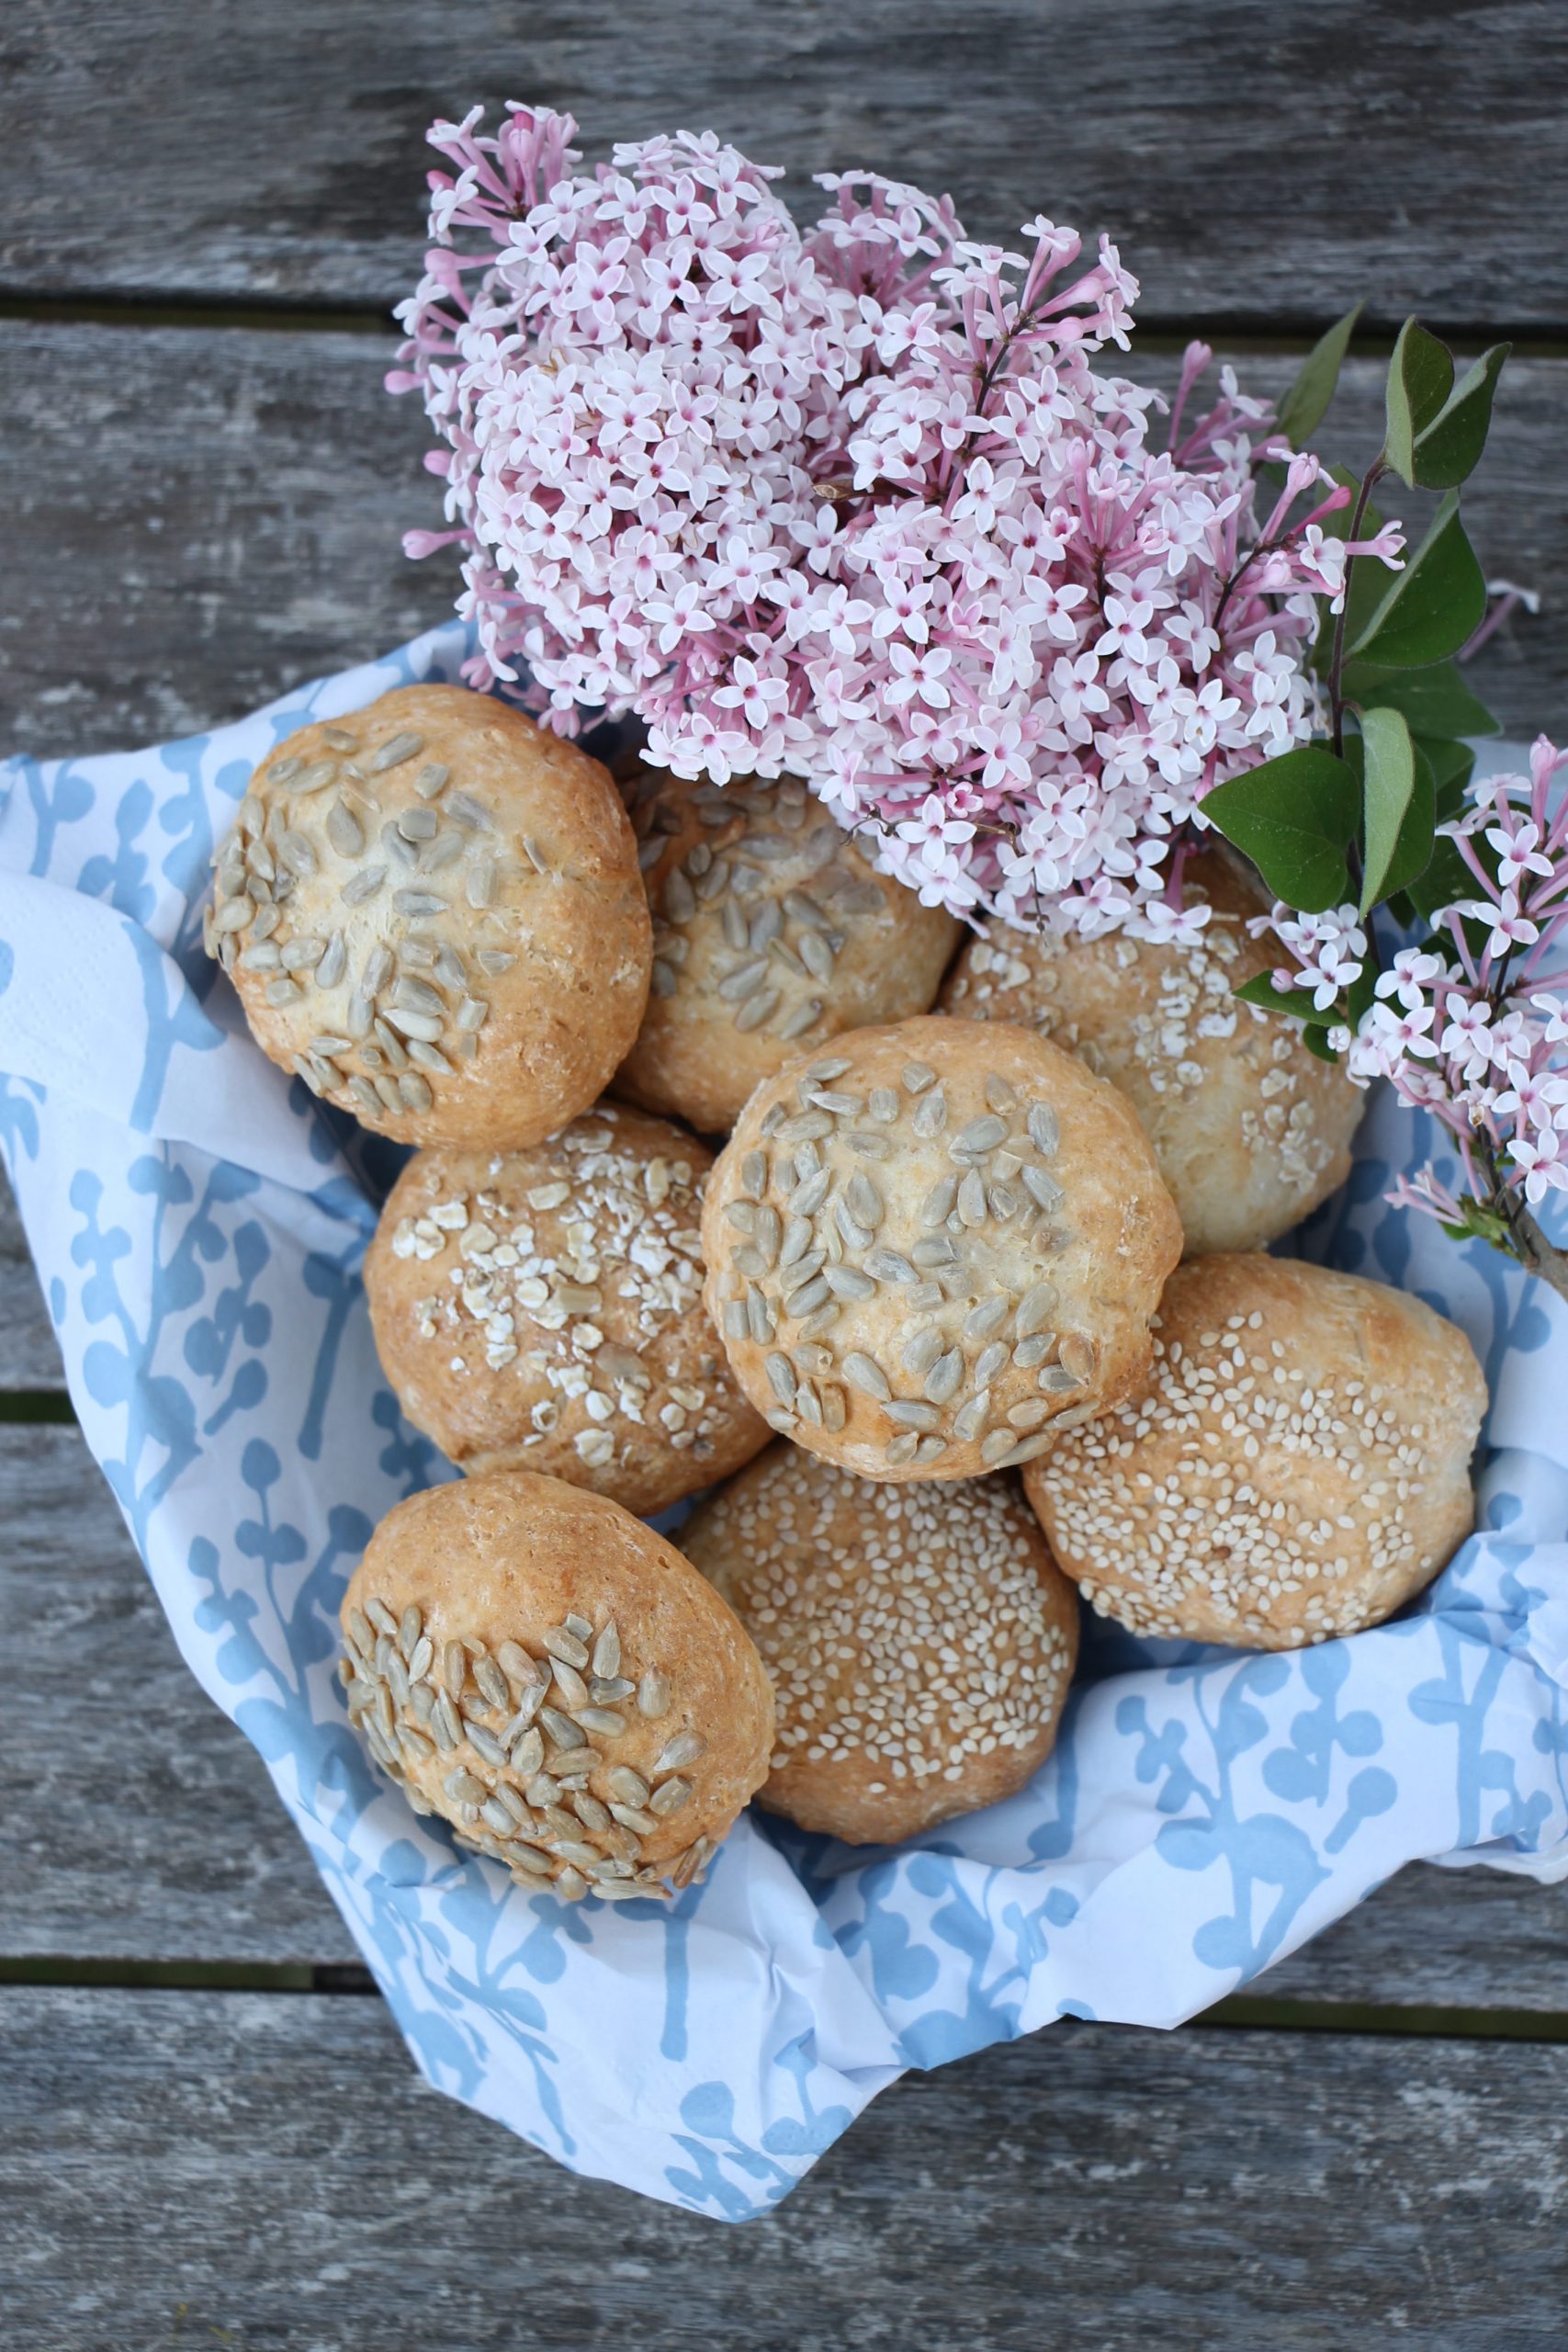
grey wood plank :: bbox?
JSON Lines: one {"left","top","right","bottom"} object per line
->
{"left": 4, "top": 1423, "right": 1566, "bottom": 2007}
{"left": 0, "top": 322, "right": 1561, "bottom": 775}
{"left": 4, "top": 1, "right": 1566, "bottom": 334}
{"left": 0, "top": 1425, "right": 357, "bottom": 1965}
{"left": 3, "top": 1985, "right": 1567, "bottom": 2347}
{"left": 0, "top": 1166, "right": 62, "bottom": 1391}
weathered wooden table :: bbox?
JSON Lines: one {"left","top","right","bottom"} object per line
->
{"left": 4, "top": 6, "right": 1567, "bottom": 2342}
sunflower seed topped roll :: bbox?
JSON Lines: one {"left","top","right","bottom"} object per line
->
{"left": 341, "top": 1470, "right": 775, "bottom": 1902}
{"left": 700, "top": 1015, "right": 1183, "bottom": 1480}
{"left": 205, "top": 684, "right": 652, "bottom": 1148}
{"left": 615, "top": 761, "right": 961, "bottom": 1134}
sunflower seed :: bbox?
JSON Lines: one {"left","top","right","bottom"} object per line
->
{"left": 663, "top": 868, "right": 696, "bottom": 923}
{"left": 413, "top": 762, "right": 450, "bottom": 800}
{"left": 267, "top": 755, "right": 303, "bottom": 786}
{"left": 368, "top": 730, "right": 424, "bottom": 773}
{"left": 464, "top": 856, "right": 497, "bottom": 910}
{"left": 476, "top": 947, "right": 515, "bottom": 976}
{"left": 965, "top": 1296, "right": 1010, "bottom": 1341}
{"left": 238, "top": 942, "right": 281, "bottom": 971}
{"left": 885, "top": 1397, "right": 941, "bottom": 1431}
{"left": 1059, "top": 1331, "right": 1099, "bottom": 1383}
{"left": 733, "top": 989, "right": 781, "bottom": 1033}
{"left": 325, "top": 800, "right": 365, "bottom": 856}
{"left": 471, "top": 1654, "right": 509, "bottom": 1710}
{"left": 1022, "top": 1166, "right": 1066, "bottom": 1211}
{"left": 718, "top": 958, "right": 772, "bottom": 1001}
{"left": 316, "top": 932, "right": 347, "bottom": 989}
{"left": 791, "top": 1168, "right": 832, "bottom": 1217}
{"left": 446, "top": 791, "right": 491, "bottom": 831}
{"left": 902, "top": 1061, "right": 936, "bottom": 1093}
{"left": 265, "top": 977, "right": 301, "bottom": 1009}
{"left": 445, "top": 1768, "right": 489, "bottom": 1804}
{"left": 825, "top": 1264, "right": 876, "bottom": 1302}
{"left": 213, "top": 895, "right": 254, "bottom": 934}
{"left": 912, "top": 1089, "right": 948, "bottom": 1138}
{"left": 291, "top": 759, "right": 339, "bottom": 796}
{"left": 746, "top": 1287, "right": 773, "bottom": 1343}
{"left": 1008, "top": 1397, "right": 1054, "bottom": 1430}
{"left": 467, "top": 1721, "right": 507, "bottom": 1767}
{"left": 912, "top": 1237, "right": 956, "bottom": 1269}
{"left": 981, "top": 1427, "right": 1021, "bottom": 1464}
{"left": 589, "top": 1623, "right": 621, "bottom": 1680}
{"left": 341, "top": 864, "right": 387, "bottom": 905}
{"left": 958, "top": 1170, "right": 988, "bottom": 1226}
{"left": 544, "top": 1625, "right": 590, "bottom": 1670}
{"left": 393, "top": 974, "right": 443, "bottom": 1014}
{"left": 843, "top": 1352, "right": 891, "bottom": 1401}
{"left": 385, "top": 1006, "right": 445, "bottom": 1043}
{"left": 1028, "top": 1102, "right": 1060, "bottom": 1154}
{"left": 956, "top": 1114, "right": 1008, "bottom": 1154}
{"left": 777, "top": 998, "right": 825, "bottom": 1039}
{"left": 638, "top": 1671, "right": 671, "bottom": 1719}
{"left": 920, "top": 1176, "right": 958, "bottom": 1226}
{"left": 510, "top": 1727, "right": 546, "bottom": 1778}
{"left": 764, "top": 1353, "right": 798, "bottom": 1405}
{"left": 846, "top": 1171, "right": 885, "bottom": 1229}
{"left": 393, "top": 889, "right": 448, "bottom": 917}
{"left": 923, "top": 1348, "right": 965, "bottom": 1404}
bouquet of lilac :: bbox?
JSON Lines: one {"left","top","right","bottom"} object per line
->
{"left": 392, "top": 106, "right": 1397, "bottom": 938}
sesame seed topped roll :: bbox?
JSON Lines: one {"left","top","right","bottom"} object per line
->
{"left": 685, "top": 1443, "right": 1079, "bottom": 1845}
{"left": 205, "top": 684, "right": 652, "bottom": 1148}
{"left": 700, "top": 1015, "right": 1184, "bottom": 1481}
{"left": 1023, "top": 1252, "right": 1487, "bottom": 1649}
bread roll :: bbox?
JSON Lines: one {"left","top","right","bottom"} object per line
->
{"left": 1024, "top": 1252, "right": 1486, "bottom": 1647}
{"left": 701, "top": 1016, "right": 1183, "bottom": 1479}
{"left": 207, "top": 684, "right": 651, "bottom": 1147}
{"left": 615, "top": 761, "right": 960, "bottom": 1133}
{"left": 684, "top": 1444, "right": 1078, "bottom": 1843}
{"left": 341, "top": 1470, "right": 774, "bottom": 1900}
{"left": 365, "top": 1105, "right": 769, "bottom": 1516}
{"left": 939, "top": 850, "right": 1361, "bottom": 1253}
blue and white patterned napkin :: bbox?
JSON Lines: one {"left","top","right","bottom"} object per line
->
{"left": 3, "top": 622, "right": 1566, "bottom": 2218}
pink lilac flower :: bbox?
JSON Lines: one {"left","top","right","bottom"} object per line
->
{"left": 1261, "top": 738, "right": 1568, "bottom": 1225}
{"left": 392, "top": 103, "right": 1400, "bottom": 938}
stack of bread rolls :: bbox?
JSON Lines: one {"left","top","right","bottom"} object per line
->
{"left": 209, "top": 686, "right": 1487, "bottom": 1903}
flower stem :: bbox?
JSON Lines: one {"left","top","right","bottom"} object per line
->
{"left": 1326, "top": 458, "right": 1387, "bottom": 758}
{"left": 1472, "top": 1130, "right": 1568, "bottom": 1304}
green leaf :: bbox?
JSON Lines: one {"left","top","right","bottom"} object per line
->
{"left": 1406, "top": 831, "right": 1472, "bottom": 922}
{"left": 1201, "top": 747, "right": 1359, "bottom": 913}
{"left": 1410, "top": 343, "right": 1510, "bottom": 490}
{"left": 1301, "top": 1024, "right": 1343, "bottom": 1065}
{"left": 1347, "top": 492, "right": 1488, "bottom": 669}
{"left": 1383, "top": 320, "right": 1454, "bottom": 485}
{"left": 1276, "top": 304, "right": 1362, "bottom": 448}
{"left": 1341, "top": 658, "right": 1501, "bottom": 738}
{"left": 1234, "top": 968, "right": 1337, "bottom": 1026}
{"left": 1416, "top": 733, "right": 1476, "bottom": 817}
{"left": 1357, "top": 708, "right": 1437, "bottom": 913}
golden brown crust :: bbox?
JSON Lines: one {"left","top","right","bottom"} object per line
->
{"left": 341, "top": 1470, "right": 775, "bottom": 1900}
{"left": 700, "top": 1015, "right": 1183, "bottom": 1481}
{"left": 615, "top": 762, "right": 961, "bottom": 1134}
{"left": 1023, "top": 1251, "right": 1487, "bottom": 1648}
{"left": 939, "top": 850, "right": 1362, "bottom": 1255}
{"left": 365, "top": 1104, "right": 770, "bottom": 1516}
{"left": 685, "top": 1444, "right": 1079, "bottom": 1844}
{"left": 207, "top": 684, "right": 652, "bottom": 1148}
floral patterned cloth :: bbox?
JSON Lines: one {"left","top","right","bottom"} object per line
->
{"left": 3, "top": 619, "right": 1565, "bottom": 2218}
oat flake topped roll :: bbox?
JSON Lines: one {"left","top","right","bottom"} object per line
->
{"left": 615, "top": 761, "right": 961, "bottom": 1134}
{"left": 701, "top": 1015, "right": 1183, "bottom": 1480}
{"left": 365, "top": 1105, "right": 770, "bottom": 1517}
{"left": 684, "top": 1444, "right": 1080, "bottom": 1845}
{"left": 341, "top": 1470, "right": 775, "bottom": 1902}
{"left": 205, "top": 684, "right": 652, "bottom": 1148}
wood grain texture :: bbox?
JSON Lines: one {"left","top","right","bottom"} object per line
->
{"left": 4, "top": 2, "right": 1566, "bottom": 333}
{"left": 4, "top": 1985, "right": 1568, "bottom": 2347}
{"left": 0, "top": 322, "right": 1561, "bottom": 772}
{"left": 4, "top": 1424, "right": 1565, "bottom": 2005}
{"left": 0, "top": 1425, "right": 358, "bottom": 1965}
{"left": 0, "top": 1169, "right": 61, "bottom": 1390}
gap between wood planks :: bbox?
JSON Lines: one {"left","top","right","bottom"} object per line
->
{"left": 0, "top": 289, "right": 1566, "bottom": 357}
{"left": 2, "top": 1953, "right": 1567, "bottom": 2046}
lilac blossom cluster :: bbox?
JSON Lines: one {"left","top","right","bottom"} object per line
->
{"left": 1264, "top": 737, "right": 1568, "bottom": 1227}
{"left": 390, "top": 103, "right": 1392, "bottom": 936}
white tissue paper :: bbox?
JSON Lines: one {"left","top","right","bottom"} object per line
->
{"left": 3, "top": 620, "right": 1566, "bottom": 2219}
